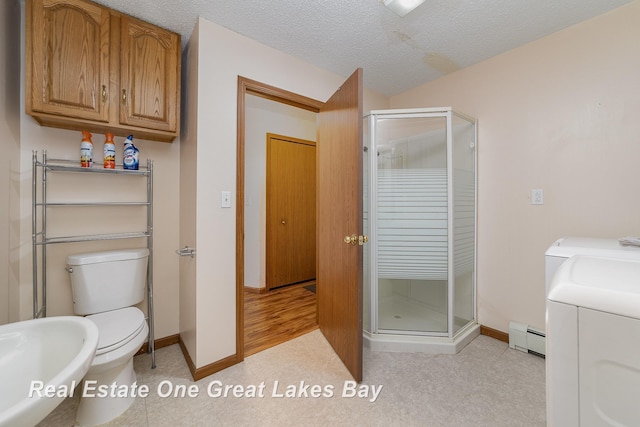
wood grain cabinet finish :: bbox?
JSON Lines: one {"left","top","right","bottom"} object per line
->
{"left": 26, "top": 0, "right": 181, "bottom": 142}
{"left": 119, "top": 16, "right": 179, "bottom": 133}
{"left": 29, "top": 0, "right": 110, "bottom": 122}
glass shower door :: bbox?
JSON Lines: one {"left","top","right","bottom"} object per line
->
{"left": 373, "top": 114, "right": 449, "bottom": 335}
{"left": 452, "top": 113, "right": 476, "bottom": 335}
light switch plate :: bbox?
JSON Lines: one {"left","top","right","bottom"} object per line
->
{"left": 531, "top": 189, "right": 544, "bottom": 205}
{"left": 221, "top": 191, "right": 231, "bottom": 208}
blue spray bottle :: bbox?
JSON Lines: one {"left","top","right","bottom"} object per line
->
{"left": 123, "top": 135, "right": 139, "bottom": 170}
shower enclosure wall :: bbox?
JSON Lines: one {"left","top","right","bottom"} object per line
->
{"left": 364, "top": 108, "right": 479, "bottom": 353}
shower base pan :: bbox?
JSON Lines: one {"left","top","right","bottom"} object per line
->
{"left": 363, "top": 322, "right": 480, "bottom": 354}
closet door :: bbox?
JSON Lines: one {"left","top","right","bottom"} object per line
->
{"left": 266, "top": 134, "right": 316, "bottom": 289}
{"left": 119, "top": 15, "right": 180, "bottom": 132}
{"left": 29, "top": 0, "right": 110, "bottom": 122}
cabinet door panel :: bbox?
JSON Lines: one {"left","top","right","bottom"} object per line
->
{"left": 120, "top": 16, "right": 179, "bottom": 132}
{"left": 31, "top": 0, "right": 110, "bottom": 121}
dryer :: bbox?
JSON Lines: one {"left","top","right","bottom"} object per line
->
{"left": 545, "top": 237, "right": 640, "bottom": 296}
{"left": 547, "top": 255, "right": 640, "bottom": 426}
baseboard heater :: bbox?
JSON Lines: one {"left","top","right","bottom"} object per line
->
{"left": 508, "top": 321, "right": 546, "bottom": 358}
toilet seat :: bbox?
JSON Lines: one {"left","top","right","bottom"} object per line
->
{"left": 87, "top": 307, "right": 146, "bottom": 355}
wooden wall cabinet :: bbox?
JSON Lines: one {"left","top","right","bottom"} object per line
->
{"left": 26, "top": 0, "right": 181, "bottom": 142}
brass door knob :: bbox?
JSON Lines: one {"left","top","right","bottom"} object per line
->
{"left": 344, "top": 234, "right": 368, "bottom": 245}
{"left": 344, "top": 234, "right": 357, "bottom": 245}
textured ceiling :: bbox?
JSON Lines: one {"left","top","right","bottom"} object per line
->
{"left": 93, "top": 0, "right": 633, "bottom": 96}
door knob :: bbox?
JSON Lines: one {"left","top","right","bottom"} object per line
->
{"left": 344, "top": 234, "right": 368, "bottom": 246}
{"left": 344, "top": 234, "right": 357, "bottom": 245}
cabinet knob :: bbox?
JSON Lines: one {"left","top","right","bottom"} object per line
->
{"left": 122, "top": 89, "right": 127, "bottom": 105}
{"left": 101, "top": 85, "right": 107, "bottom": 103}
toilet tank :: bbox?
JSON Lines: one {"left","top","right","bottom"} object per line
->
{"left": 66, "top": 248, "right": 149, "bottom": 315}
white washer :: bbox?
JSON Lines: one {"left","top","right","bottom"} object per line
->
{"left": 547, "top": 255, "right": 640, "bottom": 426}
{"left": 545, "top": 237, "right": 640, "bottom": 296}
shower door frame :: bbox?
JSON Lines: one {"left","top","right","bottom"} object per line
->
{"left": 366, "top": 107, "right": 477, "bottom": 340}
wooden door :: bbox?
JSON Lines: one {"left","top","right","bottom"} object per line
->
{"left": 266, "top": 134, "right": 316, "bottom": 289}
{"left": 119, "top": 15, "right": 180, "bottom": 132}
{"left": 317, "top": 69, "right": 363, "bottom": 381}
{"left": 29, "top": 0, "right": 110, "bottom": 122}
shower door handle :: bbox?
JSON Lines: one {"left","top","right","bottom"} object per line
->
{"left": 344, "top": 234, "right": 368, "bottom": 246}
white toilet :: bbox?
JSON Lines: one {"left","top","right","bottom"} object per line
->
{"left": 66, "top": 248, "right": 150, "bottom": 426}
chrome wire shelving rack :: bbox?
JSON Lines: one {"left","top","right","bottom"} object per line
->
{"left": 32, "top": 150, "right": 156, "bottom": 368}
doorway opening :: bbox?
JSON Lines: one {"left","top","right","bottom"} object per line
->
{"left": 243, "top": 104, "right": 318, "bottom": 354}
{"left": 236, "top": 78, "right": 324, "bottom": 358}
{"left": 237, "top": 70, "right": 363, "bottom": 381}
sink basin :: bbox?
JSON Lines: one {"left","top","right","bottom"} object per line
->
{"left": 0, "top": 316, "right": 98, "bottom": 427}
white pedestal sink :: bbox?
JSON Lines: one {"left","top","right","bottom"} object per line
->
{"left": 0, "top": 316, "right": 99, "bottom": 427}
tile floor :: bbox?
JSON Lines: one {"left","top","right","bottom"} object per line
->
{"left": 38, "top": 332, "right": 546, "bottom": 426}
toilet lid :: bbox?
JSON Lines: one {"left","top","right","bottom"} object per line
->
{"left": 87, "top": 307, "right": 146, "bottom": 355}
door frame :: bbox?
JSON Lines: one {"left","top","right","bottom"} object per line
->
{"left": 236, "top": 77, "right": 324, "bottom": 359}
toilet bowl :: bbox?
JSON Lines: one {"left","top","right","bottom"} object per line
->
{"left": 66, "top": 248, "right": 150, "bottom": 427}
{"left": 75, "top": 307, "right": 148, "bottom": 426}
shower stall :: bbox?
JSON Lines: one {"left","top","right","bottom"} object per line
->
{"left": 363, "top": 108, "right": 479, "bottom": 353}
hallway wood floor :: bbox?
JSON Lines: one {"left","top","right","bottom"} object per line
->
{"left": 244, "top": 282, "right": 317, "bottom": 356}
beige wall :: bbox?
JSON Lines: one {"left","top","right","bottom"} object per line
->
{"left": 179, "top": 22, "right": 199, "bottom": 361}
{"left": 244, "top": 94, "right": 317, "bottom": 289}
{"left": 391, "top": 1, "right": 640, "bottom": 333}
{"left": 1, "top": 0, "right": 22, "bottom": 325}
{"left": 184, "top": 17, "right": 388, "bottom": 368}
{"left": 11, "top": 1, "right": 181, "bottom": 339}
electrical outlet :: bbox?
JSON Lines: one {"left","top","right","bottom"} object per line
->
{"left": 531, "top": 189, "right": 544, "bottom": 205}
